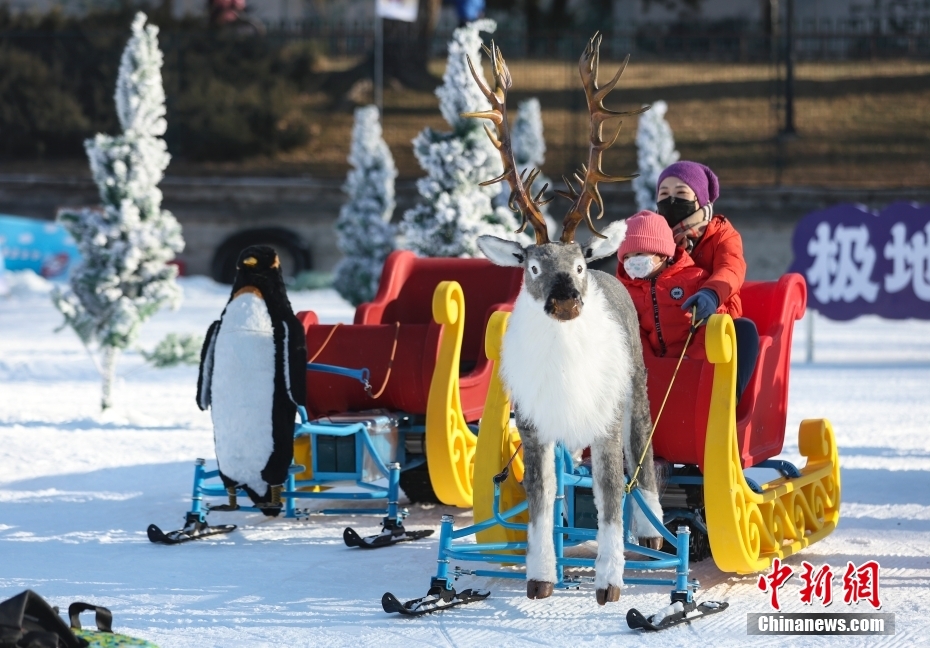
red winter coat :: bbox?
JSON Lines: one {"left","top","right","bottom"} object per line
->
{"left": 617, "top": 249, "right": 712, "bottom": 359}
{"left": 688, "top": 214, "right": 746, "bottom": 319}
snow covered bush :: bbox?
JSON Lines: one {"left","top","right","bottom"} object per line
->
{"left": 53, "top": 12, "right": 184, "bottom": 410}
{"left": 333, "top": 105, "right": 397, "bottom": 306}
{"left": 400, "top": 19, "right": 520, "bottom": 258}
{"left": 291, "top": 270, "right": 334, "bottom": 291}
{"left": 142, "top": 333, "right": 203, "bottom": 368}
{"left": 632, "top": 100, "right": 679, "bottom": 212}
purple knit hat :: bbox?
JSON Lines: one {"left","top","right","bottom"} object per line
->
{"left": 656, "top": 161, "right": 719, "bottom": 208}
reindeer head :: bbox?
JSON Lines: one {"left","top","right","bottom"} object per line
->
{"left": 466, "top": 34, "right": 646, "bottom": 321}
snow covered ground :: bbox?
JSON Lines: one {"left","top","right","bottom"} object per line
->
{"left": 1, "top": 273, "right": 928, "bottom": 647}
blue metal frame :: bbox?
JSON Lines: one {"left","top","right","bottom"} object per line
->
{"left": 424, "top": 443, "right": 700, "bottom": 604}
{"left": 182, "top": 361, "right": 429, "bottom": 527}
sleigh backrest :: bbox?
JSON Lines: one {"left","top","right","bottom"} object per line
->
{"left": 299, "top": 250, "right": 521, "bottom": 420}
{"left": 355, "top": 250, "right": 522, "bottom": 370}
{"left": 647, "top": 273, "right": 806, "bottom": 470}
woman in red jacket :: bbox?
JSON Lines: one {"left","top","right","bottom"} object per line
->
{"left": 654, "top": 161, "right": 758, "bottom": 401}
{"left": 616, "top": 211, "right": 711, "bottom": 361}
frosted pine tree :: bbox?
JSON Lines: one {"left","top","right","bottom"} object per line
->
{"left": 632, "top": 100, "right": 679, "bottom": 212}
{"left": 53, "top": 12, "right": 183, "bottom": 410}
{"left": 400, "top": 19, "right": 520, "bottom": 258}
{"left": 498, "top": 97, "right": 556, "bottom": 238}
{"left": 333, "top": 105, "right": 397, "bottom": 306}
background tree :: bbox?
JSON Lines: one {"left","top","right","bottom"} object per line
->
{"left": 53, "top": 12, "right": 184, "bottom": 411}
{"left": 632, "top": 100, "right": 679, "bottom": 212}
{"left": 333, "top": 105, "right": 397, "bottom": 306}
{"left": 400, "top": 19, "right": 520, "bottom": 258}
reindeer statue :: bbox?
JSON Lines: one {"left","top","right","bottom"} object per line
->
{"left": 465, "top": 35, "right": 663, "bottom": 605}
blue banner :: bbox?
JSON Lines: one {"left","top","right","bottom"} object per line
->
{"left": 789, "top": 202, "right": 930, "bottom": 320}
{"left": 0, "top": 214, "right": 80, "bottom": 279}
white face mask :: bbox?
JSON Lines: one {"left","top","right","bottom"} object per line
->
{"left": 623, "top": 255, "right": 660, "bottom": 279}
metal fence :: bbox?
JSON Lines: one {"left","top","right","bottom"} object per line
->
{"left": 2, "top": 19, "right": 929, "bottom": 187}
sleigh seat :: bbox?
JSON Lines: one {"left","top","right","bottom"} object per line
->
{"left": 645, "top": 273, "right": 807, "bottom": 470}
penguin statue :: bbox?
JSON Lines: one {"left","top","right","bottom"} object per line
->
{"left": 196, "top": 245, "right": 307, "bottom": 515}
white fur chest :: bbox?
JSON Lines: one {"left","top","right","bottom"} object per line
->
{"left": 210, "top": 293, "right": 276, "bottom": 489}
{"left": 500, "top": 282, "right": 633, "bottom": 449}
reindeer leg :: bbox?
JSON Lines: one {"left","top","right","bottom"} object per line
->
{"left": 626, "top": 365, "right": 664, "bottom": 550}
{"left": 591, "top": 421, "right": 626, "bottom": 605}
{"left": 520, "top": 419, "right": 556, "bottom": 599}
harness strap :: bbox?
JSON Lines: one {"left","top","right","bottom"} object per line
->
{"left": 626, "top": 306, "right": 705, "bottom": 493}
{"left": 306, "top": 321, "right": 400, "bottom": 399}
{"left": 365, "top": 322, "right": 401, "bottom": 399}
{"left": 494, "top": 440, "right": 523, "bottom": 485}
{"left": 307, "top": 322, "right": 342, "bottom": 363}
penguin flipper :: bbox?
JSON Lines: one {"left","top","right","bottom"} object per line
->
{"left": 283, "top": 318, "right": 307, "bottom": 407}
{"left": 197, "top": 320, "right": 220, "bottom": 411}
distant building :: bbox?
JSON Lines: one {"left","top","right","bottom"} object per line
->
{"left": 3, "top": 0, "right": 929, "bottom": 32}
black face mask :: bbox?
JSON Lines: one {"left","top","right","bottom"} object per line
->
{"left": 656, "top": 196, "right": 699, "bottom": 227}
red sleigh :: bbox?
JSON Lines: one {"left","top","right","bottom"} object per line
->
{"left": 294, "top": 250, "right": 522, "bottom": 509}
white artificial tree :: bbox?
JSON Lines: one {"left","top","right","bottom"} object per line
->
{"left": 333, "top": 105, "right": 397, "bottom": 306}
{"left": 400, "top": 19, "right": 521, "bottom": 258}
{"left": 632, "top": 100, "right": 680, "bottom": 212}
{"left": 53, "top": 12, "right": 183, "bottom": 410}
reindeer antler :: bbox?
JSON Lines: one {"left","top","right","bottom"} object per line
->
{"left": 558, "top": 33, "right": 648, "bottom": 243}
{"left": 462, "top": 42, "right": 551, "bottom": 245}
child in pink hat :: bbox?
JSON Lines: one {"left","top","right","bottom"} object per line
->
{"left": 616, "top": 211, "right": 713, "bottom": 359}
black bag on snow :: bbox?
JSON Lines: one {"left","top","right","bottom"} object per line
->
{"left": 0, "top": 590, "right": 83, "bottom": 648}
{"left": 0, "top": 591, "right": 156, "bottom": 648}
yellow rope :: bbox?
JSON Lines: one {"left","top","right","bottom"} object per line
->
{"left": 366, "top": 322, "right": 401, "bottom": 399}
{"left": 307, "top": 322, "right": 342, "bottom": 363}
{"left": 626, "top": 308, "right": 703, "bottom": 493}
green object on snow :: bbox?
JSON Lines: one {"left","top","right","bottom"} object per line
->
{"left": 141, "top": 333, "right": 203, "bottom": 368}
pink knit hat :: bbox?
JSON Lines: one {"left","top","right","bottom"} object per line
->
{"left": 617, "top": 211, "right": 676, "bottom": 259}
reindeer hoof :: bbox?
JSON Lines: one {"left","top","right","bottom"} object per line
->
{"left": 527, "top": 580, "right": 554, "bottom": 599}
{"left": 640, "top": 536, "right": 664, "bottom": 551}
{"left": 595, "top": 585, "right": 621, "bottom": 606}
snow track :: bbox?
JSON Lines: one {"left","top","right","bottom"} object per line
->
{"left": 1, "top": 275, "right": 929, "bottom": 646}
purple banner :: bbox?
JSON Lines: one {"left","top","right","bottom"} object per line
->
{"left": 789, "top": 201, "right": 930, "bottom": 321}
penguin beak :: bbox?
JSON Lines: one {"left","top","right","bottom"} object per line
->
{"left": 271, "top": 256, "right": 280, "bottom": 269}
{"left": 241, "top": 257, "right": 258, "bottom": 268}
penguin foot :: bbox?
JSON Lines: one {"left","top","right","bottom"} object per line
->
{"left": 258, "top": 504, "right": 282, "bottom": 517}
{"left": 255, "top": 484, "right": 283, "bottom": 516}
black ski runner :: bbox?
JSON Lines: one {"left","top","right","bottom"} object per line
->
{"left": 147, "top": 523, "right": 237, "bottom": 545}
{"left": 382, "top": 588, "right": 490, "bottom": 616}
{"left": 627, "top": 600, "right": 728, "bottom": 631}
{"left": 343, "top": 526, "right": 434, "bottom": 549}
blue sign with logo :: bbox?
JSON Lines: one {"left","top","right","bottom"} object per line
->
{"left": 789, "top": 202, "right": 930, "bottom": 320}
{"left": 0, "top": 214, "right": 80, "bottom": 279}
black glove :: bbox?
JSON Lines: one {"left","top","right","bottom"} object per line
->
{"left": 682, "top": 288, "right": 719, "bottom": 323}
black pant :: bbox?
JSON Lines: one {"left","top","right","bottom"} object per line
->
{"left": 734, "top": 318, "right": 759, "bottom": 403}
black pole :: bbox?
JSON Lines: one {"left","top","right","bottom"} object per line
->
{"left": 783, "top": 0, "right": 796, "bottom": 135}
